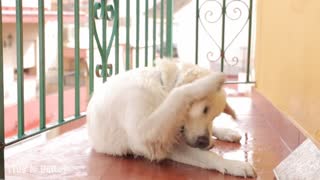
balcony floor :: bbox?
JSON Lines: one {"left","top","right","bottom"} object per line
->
{"left": 5, "top": 88, "right": 292, "bottom": 179}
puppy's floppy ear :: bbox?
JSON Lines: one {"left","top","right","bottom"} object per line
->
{"left": 224, "top": 103, "right": 237, "bottom": 119}
{"left": 156, "top": 58, "right": 179, "bottom": 90}
{"left": 215, "top": 74, "right": 236, "bottom": 119}
{"left": 214, "top": 72, "right": 226, "bottom": 91}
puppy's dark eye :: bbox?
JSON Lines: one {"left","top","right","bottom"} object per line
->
{"left": 203, "top": 106, "right": 209, "bottom": 114}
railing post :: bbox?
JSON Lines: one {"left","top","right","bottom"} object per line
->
{"left": 160, "top": 0, "right": 164, "bottom": 58}
{"left": 246, "top": 0, "right": 253, "bottom": 83}
{"left": 16, "top": 0, "right": 25, "bottom": 138}
{"left": 75, "top": 0, "right": 80, "bottom": 117}
{"left": 152, "top": 0, "right": 157, "bottom": 63}
{"left": 166, "top": 0, "right": 173, "bottom": 57}
{"left": 126, "top": 0, "right": 130, "bottom": 70}
{"left": 144, "top": 0, "right": 149, "bottom": 66}
{"left": 38, "top": 0, "right": 46, "bottom": 130}
{"left": 135, "top": 0, "right": 140, "bottom": 68}
{"left": 195, "top": 0, "right": 199, "bottom": 64}
{"left": 101, "top": 0, "right": 108, "bottom": 81}
{"left": 220, "top": 0, "right": 226, "bottom": 72}
{"left": 115, "top": 0, "right": 120, "bottom": 74}
{"left": 0, "top": 0, "right": 5, "bottom": 178}
{"left": 58, "top": 0, "right": 64, "bottom": 123}
{"left": 89, "top": 0, "right": 94, "bottom": 94}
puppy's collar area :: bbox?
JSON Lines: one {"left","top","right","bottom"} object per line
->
{"left": 160, "top": 73, "right": 164, "bottom": 86}
{"left": 159, "top": 70, "right": 180, "bottom": 91}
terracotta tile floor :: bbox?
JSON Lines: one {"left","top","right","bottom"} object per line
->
{"left": 5, "top": 89, "right": 291, "bottom": 179}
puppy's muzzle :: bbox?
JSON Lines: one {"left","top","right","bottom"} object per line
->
{"left": 195, "top": 136, "right": 209, "bottom": 149}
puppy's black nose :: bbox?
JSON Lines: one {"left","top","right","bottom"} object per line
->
{"left": 195, "top": 136, "right": 209, "bottom": 149}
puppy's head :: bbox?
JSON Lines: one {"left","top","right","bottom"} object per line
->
{"left": 177, "top": 64, "right": 236, "bottom": 149}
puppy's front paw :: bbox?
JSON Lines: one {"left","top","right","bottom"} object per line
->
{"left": 221, "top": 161, "right": 256, "bottom": 178}
{"left": 213, "top": 128, "right": 242, "bottom": 143}
{"left": 221, "top": 130, "right": 242, "bottom": 143}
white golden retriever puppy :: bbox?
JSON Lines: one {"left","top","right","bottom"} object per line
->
{"left": 87, "top": 59, "right": 256, "bottom": 178}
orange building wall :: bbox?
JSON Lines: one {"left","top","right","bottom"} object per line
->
{"left": 255, "top": 0, "right": 320, "bottom": 147}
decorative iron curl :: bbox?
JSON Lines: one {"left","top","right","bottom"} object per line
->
{"left": 199, "top": 0, "right": 222, "bottom": 52}
{"left": 200, "top": 0, "right": 223, "bottom": 24}
{"left": 226, "top": 7, "right": 242, "bottom": 21}
{"left": 224, "top": 56, "right": 239, "bottom": 66}
{"left": 93, "top": 0, "right": 118, "bottom": 78}
{"left": 94, "top": 1, "right": 115, "bottom": 20}
{"left": 94, "top": 2, "right": 103, "bottom": 19}
{"left": 206, "top": 51, "right": 221, "bottom": 62}
{"left": 225, "top": 0, "right": 249, "bottom": 20}
{"left": 95, "top": 64, "right": 113, "bottom": 77}
{"left": 198, "top": 0, "right": 250, "bottom": 67}
{"left": 224, "top": 0, "right": 249, "bottom": 52}
{"left": 223, "top": 0, "right": 249, "bottom": 67}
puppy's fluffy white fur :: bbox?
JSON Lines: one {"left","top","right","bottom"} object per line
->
{"left": 87, "top": 59, "right": 256, "bottom": 177}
